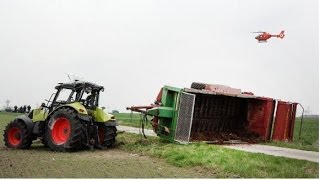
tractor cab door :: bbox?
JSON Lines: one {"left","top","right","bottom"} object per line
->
{"left": 81, "top": 89, "right": 99, "bottom": 110}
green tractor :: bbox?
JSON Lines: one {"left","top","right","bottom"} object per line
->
{"left": 3, "top": 81, "right": 118, "bottom": 151}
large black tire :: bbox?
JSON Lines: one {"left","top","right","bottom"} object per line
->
{"left": 191, "top": 82, "right": 206, "bottom": 90}
{"left": 3, "top": 119, "right": 32, "bottom": 149}
{"left": 46, "top": 108, "right": 86, "bottom": 151}
{"left": 98, "top": 124, "right": 117, "bottom": 148}
{"left": 39, "top": 121, "right": 48, "bottom": 147}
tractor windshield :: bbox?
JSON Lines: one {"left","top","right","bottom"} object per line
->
{"left": 55, "top": 88, "right": 75, "bottom": 104}
{"left": 50, "top": 82, "right": 102, "bottom": 110}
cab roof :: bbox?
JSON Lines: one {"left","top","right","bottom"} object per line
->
{"left": 55, "top": 80, "right": 104, "bottom": 91}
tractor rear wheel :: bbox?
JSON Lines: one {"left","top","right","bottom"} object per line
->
{"left": 46, "top": 108, "right": 86, "bottom": 151}
{"left": 98, "top": 124, "right": 117, "bottom": 148}
{"left": 3, "top": 119, "right": 32, "bottom": 149}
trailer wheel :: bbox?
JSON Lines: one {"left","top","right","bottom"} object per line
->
{"left": 46, "top": 108, "right": 86, "bottom": 151}
{"left": 3, "top": 119, "right": 32, "bottom": 149}
{"left": 98, "top": 124, "right": 117, "bottom": 148}
{"left": 191, "top": 82, "right": 206, "bottom": 90}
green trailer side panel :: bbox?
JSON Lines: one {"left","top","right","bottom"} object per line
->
{"left": 156, "top": 85, "right": 182, "bottom": 142}
{"left": 147, "top": 107, "right": 174, "bottom": 118}
{"left": 161, "top": 86, "right": 182, "bottom": 107}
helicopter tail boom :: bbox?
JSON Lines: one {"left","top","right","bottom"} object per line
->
{"left": 271, "top": 31, "right": 285, "bottom": 38}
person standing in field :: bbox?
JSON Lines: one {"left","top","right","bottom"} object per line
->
{"left": 27, "top": 105, "right": 31, "bottom": 113}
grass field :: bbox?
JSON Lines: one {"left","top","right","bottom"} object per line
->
{"left": 265, "top": 118, "right": 319, "bottom": 151}
{"left": 114, "top": 112, "right": 152, "bottom": 129}
{"left": 0, "top": 112, "right": 318, "bottom": 178}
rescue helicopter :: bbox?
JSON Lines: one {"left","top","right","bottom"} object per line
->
{"left": 252, "top": 31, "right": 285, "bottom": 42}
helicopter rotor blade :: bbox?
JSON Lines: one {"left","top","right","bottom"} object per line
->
{"left": 251, "top": 31, "right": 265, "bottom": 33}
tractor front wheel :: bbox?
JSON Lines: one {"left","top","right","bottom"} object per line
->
{"left": 98, "top": 124, "right": 117, "bottom": 148}
{"left": 3, "top": 119, "right": 32, "bottom": 149}
{"left": 46, "top": 108, "right": 86, "bottom": 151}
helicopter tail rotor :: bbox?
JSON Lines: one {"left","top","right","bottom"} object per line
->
{"left": 278, "top": 30, "right": 285, "bottom": 39}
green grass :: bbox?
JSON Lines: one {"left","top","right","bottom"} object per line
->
{"left": 117, "top": 133, "right": 319, "bottom": 178}
{"left": 264, "top": 118, "right": 319, "bottom": 151}
{"left": 113, "top": 112, "right": 142, "bottom": 127}
{"left": 0, "top": 111, "right": 23, "bottom": 119}
{"left": 113, "top": 112, "right": 152, "bottom": 129}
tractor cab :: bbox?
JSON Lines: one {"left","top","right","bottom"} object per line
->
{"left": 45, "top": 81, "right": 104, "bottom": 112}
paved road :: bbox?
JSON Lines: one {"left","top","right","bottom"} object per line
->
{"left": 223, "top": 144, "right": 319, "bottom": 163}
{"left": 117, "top": 125, "right": 319, "bottom": 163}
{"left": 118, "top": 125, "right": 157, "bottom": 137}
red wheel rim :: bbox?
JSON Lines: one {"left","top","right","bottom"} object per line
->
{"left": 98, "top": 127, "right": 105, "bottom": 144}
{"left": 8, "top": 127, "right": 22, "bottom": 146}
{"left": 51, "top": 117, "right": 71, "bottom": 145}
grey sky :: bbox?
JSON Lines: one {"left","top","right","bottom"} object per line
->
{"left": 0, "top": 0, "right": 318, "bottom": 114}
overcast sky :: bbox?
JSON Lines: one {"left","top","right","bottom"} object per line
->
{"left": 0, "top": 0, "right": 318, "bottom": 114}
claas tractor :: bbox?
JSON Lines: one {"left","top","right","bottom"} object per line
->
{"left": 3, "top": 81, "right": 117, "bottom": 151}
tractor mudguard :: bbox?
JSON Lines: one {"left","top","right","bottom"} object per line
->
{"left": 15, "top": 115, "right": 34, "bottom": 135}
{"left": 92, "top": 107, "right": 115, "bottom": 123}
{"left": 104, "top": 120, "right": 118, "bottom": 127}
{"left": 65, "top": 102, "right": 88, "bottom": 114}
{"left": 47, "top": 102, "right": 88, "bottom": 118}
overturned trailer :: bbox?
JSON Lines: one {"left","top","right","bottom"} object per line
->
{"left": 127, "top": 82, "right": 297, "bottom": 143}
